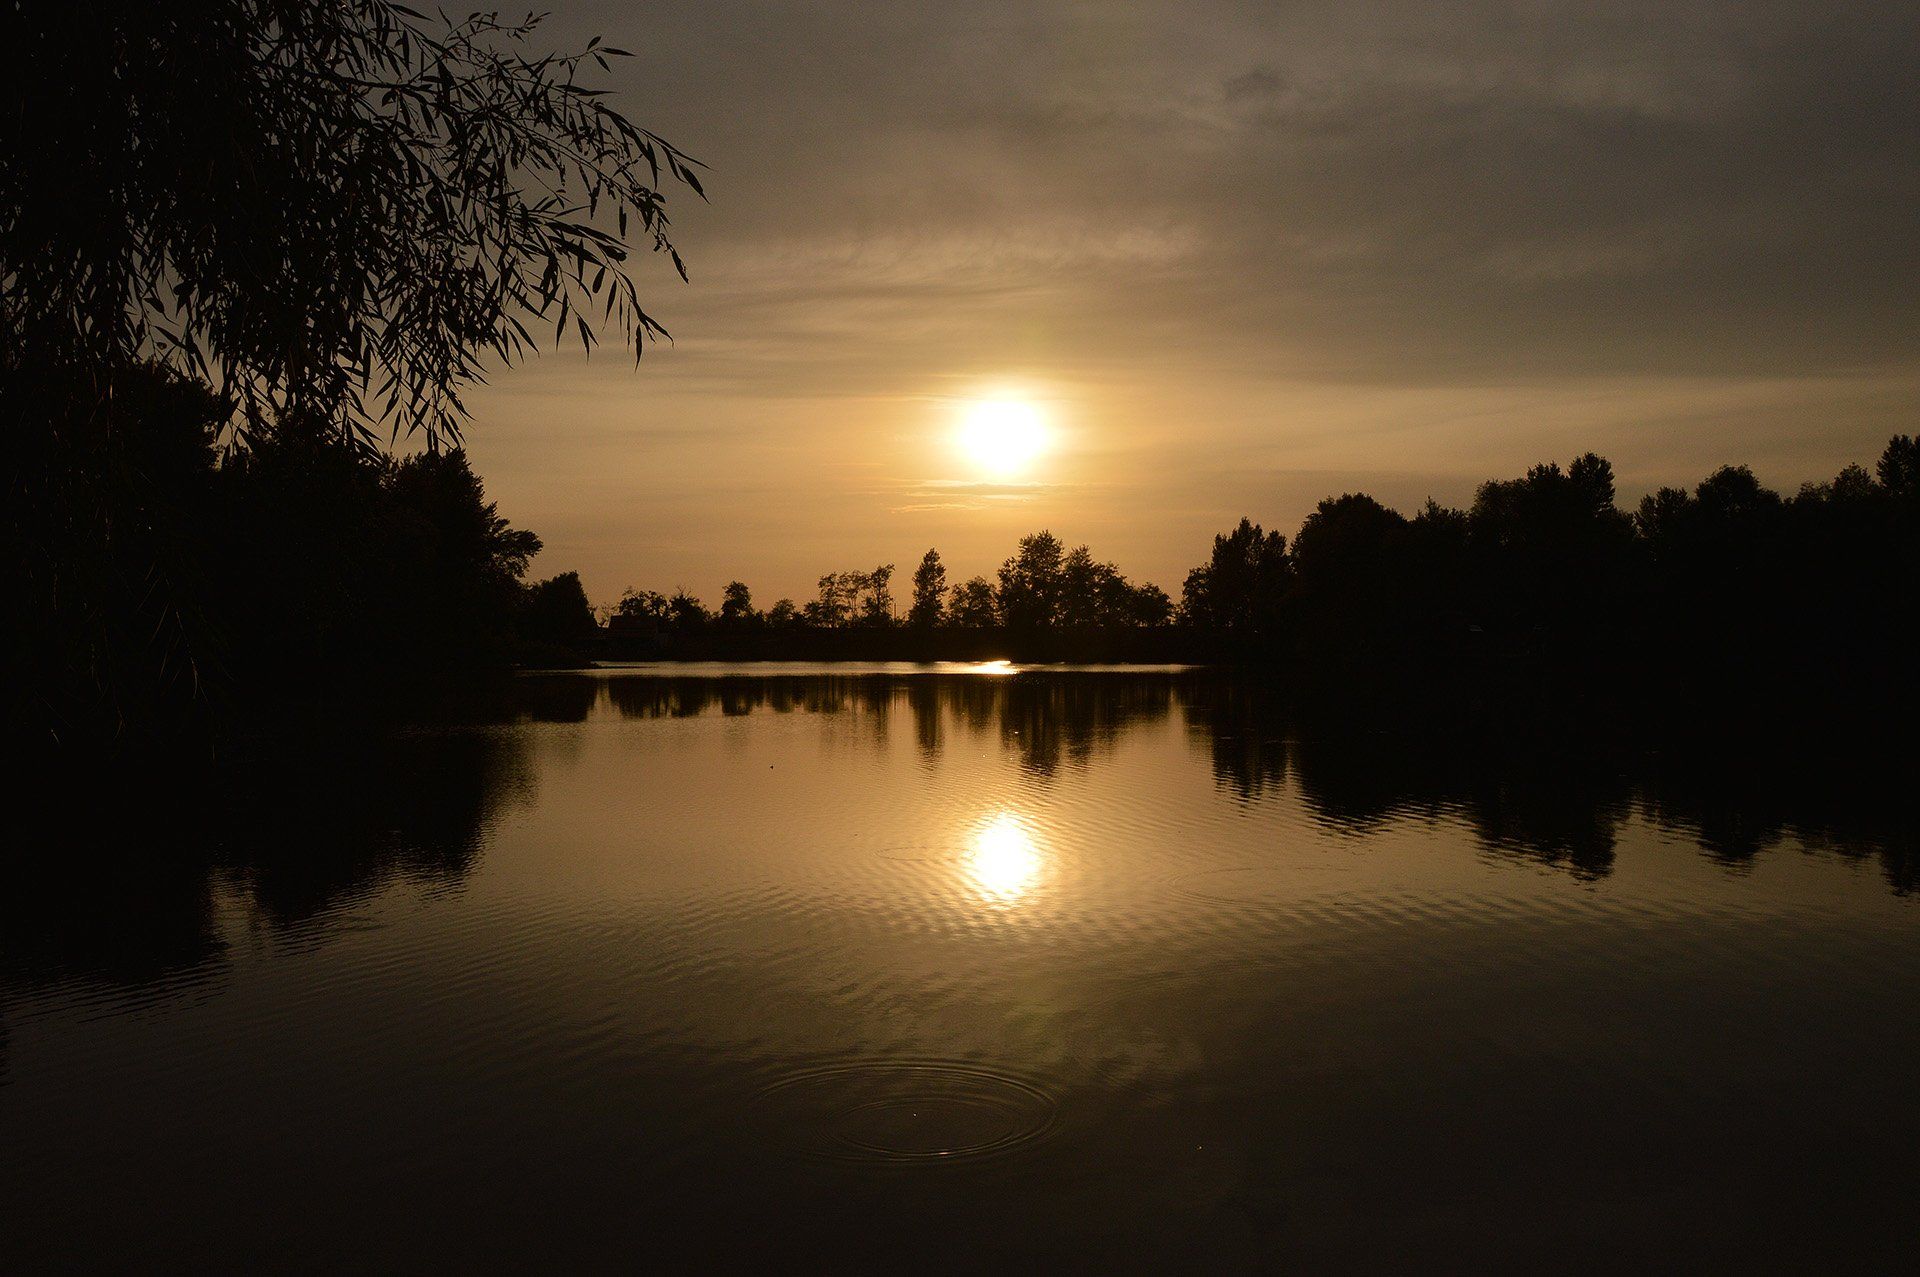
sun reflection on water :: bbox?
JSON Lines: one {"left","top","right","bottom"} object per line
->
{"left": 967, "top": 811, "right": 1045, "bottom": 903}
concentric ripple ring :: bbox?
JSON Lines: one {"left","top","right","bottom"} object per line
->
{"left": 748, "top": 1059, "right": 1061, "bottom": 1164}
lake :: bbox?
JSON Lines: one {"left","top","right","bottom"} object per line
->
{"left": 4, "top": 666, "right": 1915, "bottom": 1270}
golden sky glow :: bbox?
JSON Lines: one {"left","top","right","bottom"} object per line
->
{"left": 461, "top": 1, "right": 1919, "bottom": 609}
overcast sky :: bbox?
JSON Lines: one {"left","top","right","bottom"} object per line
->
{"left": 461, "top": 0, "right": 1919, "bottom": 607}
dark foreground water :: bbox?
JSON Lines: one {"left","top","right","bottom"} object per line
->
{"left": 4, "top": 666, "right": 1917, "bottom": 1270}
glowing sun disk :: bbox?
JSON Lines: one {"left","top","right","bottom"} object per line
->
{"left": 957, "top": 397, "right": 1047, "bottom": 476}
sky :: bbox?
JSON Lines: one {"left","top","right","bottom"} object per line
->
{"left": 461, "top": 0, "right": 1919, "bottom": 608}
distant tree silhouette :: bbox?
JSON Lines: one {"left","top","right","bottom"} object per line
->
{"left": 766, "top": 599, "right": 801, "bottom": 629}
{"left": 1057, "top": 546, "right": 1103, "bottom": 626}
{"left": 1464, "top": 453, "right": 1635, "bottom": 652}
{"left": 805, "top": 574, "right": 854, "bottom": 628}
{"left": 948, "top": 577, "right": 1001, "bottom": 628}
{"left": 1179, "top": 517, "right": 1291, "bottom": 634}
{"left": 1289, "top": 494, "right": 1411, "bottom": 656}
{"left": 909, "top": 550, "right": 947, "bottom": 628}
{"left": 1178, "top": 437, "right": 1916, "bottom": 716}
{"left": 1056, "top": 544, "right": 1168, "bottom": 627}
{"left": 520, "top": 573, "right": 597, "bottom": 650}
{"left": 1880, "top": 435, "right": 1920, "bottom": 499}
{"left": 1290, "top": 493, "right": 1409, "bottom": 588}
{"left": 219, "top": 425, "right": 543, "bottom": 680}
{"left": 385, "top": 448, "right": 542, "bottom": 626}
{"left": 803, "top": 569, "right": 869, "bottom": 628}
{"left": 857, "top": 565, "right": 897, "bottom": 627}
{"left": 719, "top": 581, "right": 758, "bottom": 627}
{"left": 998, "top": 532, "right": 1067, "bottom": 631}
{"left": 1125, "top": 582, "right": 1177, "bottom": 628}
{"left": 1638, "top": 467, "right": 1783, "bottom": 601}
{"left": 615, "top": 589, "right": 671, "bottom": 627}
{"left": 667, "top": 591, "right": 710, "bottom": 632}
{"left": 800, "top": 568, "right": 895, "bottom": 628}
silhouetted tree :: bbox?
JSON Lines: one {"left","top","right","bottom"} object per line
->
{"left": 1179, "top": 518, "right": 1291, "bottom": 634}
{"left": 1058, "top": 546, "right": 1104, "bottom": 627}
{"left": 909, "top": 550, "right": 947, "bottom": 628}
{"left": 9, "top": 386, "right": 554, "bottom": 750}
{"left": 1879, "top": 435, "right": 1920, "bottom": 501}
{"left": 215, "top": 424, "right": 544, "bottom": 684}
{"left": 805, "top": 573, "right": 855, "bottom": 628}
{"left": 948, "top": 577, "right": 1001, "bottom": 628}
{"left": 766, "top": 598, "right": 800, "bottom": 629}
{"left": 520, "top": 573, "right": 598, "bottom": 649}
{"left": 615, "top": 589, "right": 671, "bottom": 626}
{"left": 667, "top": 591, "right": 709, "bottom": 632}
{"left": 1289, "top": 494, "right": 1406, "bottom": 587}
{"left": 1465, "top": 454, "right": 1636, "bottom": 652}
{"left": 1167, "top": 438, "right": 1914, "bottom": 716}
{"left": 383, "top": 449, "right": 542, "bottom": 645}
{"left": 1055, "top": 544, "right": 1168, "bottom": 627}
{"left": 1125, "top": 582, "right": 1176, "bottom": 627}
{"left": 857, "top": 565, "right": 897, "bottom": 627}
{"left": 803, "top": 567, "right": 895, "bottom": 628}
{"left": 998, "top": 531, "right": 1066, "bottom": 631}
{"left": 719, "top": 581, "right": 757, "bottom": 627}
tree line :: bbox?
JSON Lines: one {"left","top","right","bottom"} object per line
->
{"left": 566, "top": 436, "right": 1918, "bottom": 715}
{"left": 1170, "top": 438, "right": 1916, "bottom": 707}
{"left": 573, "top": 533, "right": 1175, "bottom": 641}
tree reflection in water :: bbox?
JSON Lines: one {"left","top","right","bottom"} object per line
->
{"left": 8, "top": 669, "right": 1913, "bottom": 1009}
{"left": 4, "top": 668, "right": 1915, "bottom": 1270}
{"left": 3, "top": 729, "right": 536, "bottom": 1002}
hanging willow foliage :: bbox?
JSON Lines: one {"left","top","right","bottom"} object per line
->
{"left": 2, "top": 2, "right": 705, "bottom": 448}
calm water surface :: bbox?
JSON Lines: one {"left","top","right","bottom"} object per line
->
{"left": 4, "top": 667, "right": 1916, "bottom": 1270}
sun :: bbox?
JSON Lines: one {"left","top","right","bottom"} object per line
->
{"left": 956, "top": 396, "right": 1048, "bottom": 477}
{"left": 967, "top": 811, "right": 1044, "bottom": 903}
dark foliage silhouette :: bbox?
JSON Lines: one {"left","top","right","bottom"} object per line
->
{"left": 4, "top": 3, "right": 699, "bottom": 756}
{"left": 601, "top": 527, "right": 1175, "bottom": 660}
{"left": 520, "top": 572, "right": 599, "bottom": 653}
{"left": 1180, "top": 518, "right": 1292, "bottom": 636}
{"left": 909, "top": 549, "right": 947, "bottom": 628}
{"left": 997, "top": 532, "right": 1068, "bottom": 631}
{"left": 948, "top": 576, "right": 1002, "bottom": 629}
{"left": 3, "top": 1, "right": 702, "bottom": 447}
{"left": 592, "top": 437, "right": 1910, "bottom": 692}
{"left": 6, "top": 365, "right": 553, "bottom": 754}
{"left": 1177, "top": 438, "right": 1917, "bottom": 716}
{"left": 719, "top": 581, "right": 758, "bottom": 627}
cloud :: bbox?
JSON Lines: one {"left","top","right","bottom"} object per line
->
{"left": 882, "top": 478, "right": 1069, "bottom": 512}
{"left": 914, "top": 480, "right": 1062, "bottom": 495}
{"left": 471, "top": 1, "right": 1920, "bottom": 603}
{"left": 583, "top": 0, "right": 1916, "bottom": 382}
{"left": 1223, "top": 67, "right": 1283, "bottom": 103}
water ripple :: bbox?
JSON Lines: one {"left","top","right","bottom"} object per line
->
{"left": 745, "top": 1058, "right": 1061, "bottom": 1165}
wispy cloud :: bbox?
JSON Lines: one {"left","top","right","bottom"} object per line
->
{"left": 882, "top": 478, "right": 1068, "bottom": 513}
{"left": 471, "top": 1, "right": 1919, "bottom": 604}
